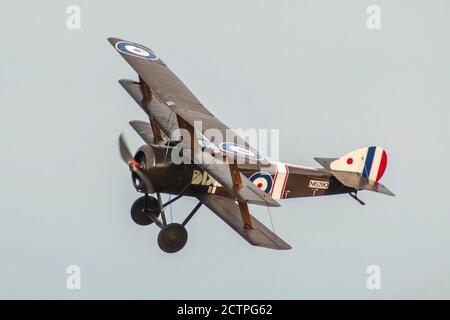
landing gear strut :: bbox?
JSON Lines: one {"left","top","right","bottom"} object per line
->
{"left": 157, "top": 201, "right": 203, "bottom": 253}
{"left": 130, "top": 192, "right": 202, "bottom": 253}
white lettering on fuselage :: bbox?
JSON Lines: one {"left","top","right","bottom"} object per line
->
{"left": 308, "top": 180, "right": 329, "bottom": 190}
{"left": 191, "top": 170, "right": 221, "bottom": 194}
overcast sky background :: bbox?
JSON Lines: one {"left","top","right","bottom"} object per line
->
{"left": 1, "top": 0, "right": 449, "bottom": 299}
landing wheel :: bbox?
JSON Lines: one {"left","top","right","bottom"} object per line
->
{"left": 130, "top": 195, "right": 160, "bottom": 226}
{"left": 157, "top": 223, "right": 188, "bottom": 253}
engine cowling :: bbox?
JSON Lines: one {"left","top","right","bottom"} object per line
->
{"left": 132, "top": 145, "right": 157, "bottom": 192}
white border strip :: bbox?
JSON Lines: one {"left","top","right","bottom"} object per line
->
{"left": 270, "top": 162, "right": 289, "bottom": 199}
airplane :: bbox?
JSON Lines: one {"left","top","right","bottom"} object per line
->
{"left": 109, "top": 37, "right": 395, "bottom": 253}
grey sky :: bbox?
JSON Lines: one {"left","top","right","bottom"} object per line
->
{"left": 1, "top": 0, "right": 449, "bottom": 299}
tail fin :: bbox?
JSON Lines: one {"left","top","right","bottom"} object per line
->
{"left": 329, "top": 146, "right": 387, "bottom": 182}
{"left": 315, "top": 146, "right": 394, "bottom": 197}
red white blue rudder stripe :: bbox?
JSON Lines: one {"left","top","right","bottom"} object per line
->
{"left": 330, "top": 146, "right": 388, "bottom": 182}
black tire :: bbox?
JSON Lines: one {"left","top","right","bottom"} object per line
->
{"left": 130, "top": 195, "right": 160, "bottom": 226}
{"left": 157, "top": 223, "right": 188, "bottom": 253}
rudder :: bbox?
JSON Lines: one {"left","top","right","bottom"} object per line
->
{"left": 330, "top": 146, "right": 388, "bottom": 182}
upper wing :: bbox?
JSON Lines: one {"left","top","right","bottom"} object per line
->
{"left": 108, "top": 37, "right": 250, "bottom": 150}
{"left": 197, "top": 194, "right": 291, "bottom": 250}
{"left": 110, "top": 37, "right": 279, "bottom": 208}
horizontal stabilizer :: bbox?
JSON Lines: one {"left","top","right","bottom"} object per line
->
{"left": 314, "top": 157, "right": 338, "bottom": 170}
{"left": 331, "top": 171, "right": 395, "bottom": 196}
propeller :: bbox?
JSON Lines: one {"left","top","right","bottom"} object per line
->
{"left": 119, "top": 133, "right": 154, "bottom": 193}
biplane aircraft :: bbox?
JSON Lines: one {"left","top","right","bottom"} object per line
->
{"left": 109, "top": 37, "right": 394, "bottom": 253}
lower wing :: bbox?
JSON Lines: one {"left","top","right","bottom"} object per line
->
{"left": 197, "top": 194, "right": 291, "bottom": 250}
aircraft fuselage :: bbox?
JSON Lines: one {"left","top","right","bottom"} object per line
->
{"left": 133, "top": 144, "right": 352, "bottom": 201}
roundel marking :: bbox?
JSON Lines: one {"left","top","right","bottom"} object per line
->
{"left": 249, "top": 172, "right": 273, "bottom": 194}
{"left": 115, "top": 41, "right": 158, "bottom": 61}
{"left": 219, "top": 143, "right": 263, "bottom": 161}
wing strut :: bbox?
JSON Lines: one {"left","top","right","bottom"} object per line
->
{"left": 229, "top": 160, "right": 253, "bottom": 229}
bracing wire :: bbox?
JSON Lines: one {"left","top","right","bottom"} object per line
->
{"left": 168, "top": 194, "right": 174, "bottom": 222}
{"left": 267, "top": 206, "right": 275, "bottom": 233}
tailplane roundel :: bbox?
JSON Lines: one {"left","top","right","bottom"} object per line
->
{"left": 330, "top": 146, "right": 388, "bottom": 182}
